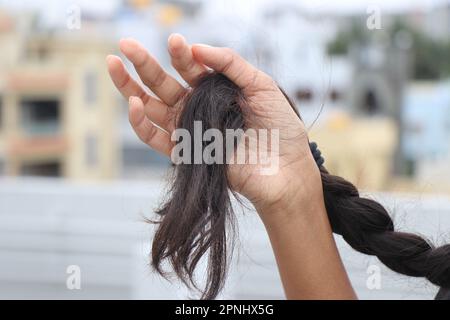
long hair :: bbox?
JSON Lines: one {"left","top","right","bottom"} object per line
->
{"left": 150, "top": 72, "right": 450, "bottom": 299}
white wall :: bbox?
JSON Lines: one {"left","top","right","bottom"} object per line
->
{"left": 0, "top": 178, "right": 448, "bottom": 299}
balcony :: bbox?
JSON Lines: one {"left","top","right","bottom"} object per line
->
{"left": 20, "top": 98, "right": 61, "bottom": 137}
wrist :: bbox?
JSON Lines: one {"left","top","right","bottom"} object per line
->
{"left": 254, "top": 163, "right": 324, "bottom": 223}
{"left": 257, "top": 191, "right": 326, "bottom": 227}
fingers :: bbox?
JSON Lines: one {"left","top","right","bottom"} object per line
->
{"left": 107, "top": 55, "right": 174, "bottom": 132}
{"left": 120, "top": 38, "right": 186, "bottom": 106}
{"left": 191, "top": 45, "right": 272, "bottom": 90}
{"left": 168, "top": 33, "right": 207, "bottom": 86}
{"left": 129, "top": 96, "right": 173, "bottom": 157}
{"left": 106, "top": 54, "right": 150, "bottom": 104}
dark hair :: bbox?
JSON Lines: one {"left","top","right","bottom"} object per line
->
{"left": 151, "top": 72, "right": 450, "bottom": 299}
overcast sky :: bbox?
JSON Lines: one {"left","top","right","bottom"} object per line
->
{"left": 1, "top": 0, "right": 449, "bottom": 16}
{"left": 0, "top": 0, "right": 449, "bottom": 32}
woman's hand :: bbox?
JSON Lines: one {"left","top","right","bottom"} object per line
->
{"left": 107, "top": 35, "right": 355, "bottom": 299}
{"left": 106, "top": 34, "right": 322, "bottom": 217}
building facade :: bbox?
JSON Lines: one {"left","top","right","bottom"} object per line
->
{"left": 0, "top": 11, "right": 119, "bottom": 180}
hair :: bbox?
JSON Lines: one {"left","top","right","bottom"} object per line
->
{"left": 150, "top": 72, "right": 450, "bottom": 300}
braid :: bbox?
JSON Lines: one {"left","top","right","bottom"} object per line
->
{"left": 319, "top": 166, "right": 450, "bottom": 288}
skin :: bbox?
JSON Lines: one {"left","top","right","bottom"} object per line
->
{"left": 106, "top": 34, "right": 356, "bottom": 299}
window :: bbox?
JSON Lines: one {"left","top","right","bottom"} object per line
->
{"left": 122, "top": 145, "right": 168, "bottom": 167}
{"left": 360, "top": 89, "right": 380, "bottom": 115}
{"left": 403, "top": 158, "right": 416, "bottom": 177}
{"left": 84, "top": 71, "right": 97, "bottom": 105}
{"left": 25, "top": 42, "right": 50, "bottom": 61}
{"left": 295, "top": 89, "right": 313, "bottom": 102}
{"left": 85, "top": 133, "right": 98, "bottom": 167}
{"left": 20, "top": 98, "right": 60, "bottom": 136}
{"left": 330, "top": 89, "right": 341, "bottom": 102}
{"left": 21, "top": 161, "right": 61, "bottom": 177}
{"left": 36, "top": 43, "right": 49, "bottom": 61}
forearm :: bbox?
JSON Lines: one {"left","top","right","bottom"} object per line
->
{"left": 256, "top": 193, "right": 357, "bottom": 300}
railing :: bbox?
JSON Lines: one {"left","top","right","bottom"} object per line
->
{"left": 21, "top": 121, "right": 60, "bottom": 136}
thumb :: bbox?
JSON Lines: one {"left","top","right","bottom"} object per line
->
{"left": 192, "top": 44, "right": 270, "bottom": 89}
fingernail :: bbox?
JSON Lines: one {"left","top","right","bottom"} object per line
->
{"left": 120, "top": 38, "right": 137, "bottom": 47}
{"left": 106, "top": 54, "right": 119, "bottom": 61}
{"left": 168, "top": 33, "right": 184, "bottom": 43}
{"left": 168, "top": 34, "right": 186, "bottom": 55}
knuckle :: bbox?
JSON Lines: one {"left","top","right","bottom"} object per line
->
{"left": 134, "top": 51, "right": 149, "bottom": 68}
{"left": 221, "top": 49, "right": 235, "bottom": 73}
{"left": 145, "top": 126, "right": 157, "bottom": 145}
{"left": 139, "top": 91, "right": 149, "bottom": 105}
{"left": 146, "top": 68, "right": 166, "bottom": 88}
{"left": 259, "top": 72, "right": 277, "bottom": 89}
{"left": 222, "top": 47, "right": 234, "bottom": 55}
{"left": 118, "top": 73, "right": 130, "bottom": 89}
{"left": 222, "top": 48, "right": 235, "bottom": 62}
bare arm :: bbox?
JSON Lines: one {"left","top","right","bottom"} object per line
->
{"left": 256, "top": 175, "right": 356, "bottom": 299}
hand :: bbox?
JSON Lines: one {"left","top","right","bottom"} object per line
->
{"left": 106, "top": 34, "right": 322, "bottom": 217}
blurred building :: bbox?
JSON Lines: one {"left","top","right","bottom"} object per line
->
{"left": 402, "top": 81, "right": 450, "bottom": 191}
{"left": 310, "top": 112, "right": 397, "bottom": 190}
{"left": 349, "top": 39, "right": 412, "bottom": 176}
{"left": 257, "top": 3, "right": 348, "bottom": 113}
{"left": 0, "top": 11, "right": 119, "bottom": 180}
{"left": 401, "top": 1, "right": 450, "bottom": 41}
{"left": 253, "top": 4, "right": 403, "bottom": 190}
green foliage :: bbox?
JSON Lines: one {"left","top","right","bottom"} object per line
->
{"left": 327, "top": 18, "right": 450, "bottom": 80}
{"left": 411, "top": 31, "right": 450, "bottom": 79}
{"left": 327, "top": 19, "right": 370, "bottom": 55}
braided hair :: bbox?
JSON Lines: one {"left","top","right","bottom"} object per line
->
{"left": 150, "top": 72, "right": 450, "bottom": 299}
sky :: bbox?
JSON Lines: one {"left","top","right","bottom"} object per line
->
{"left": 1, "top": 0, "right": 449, "bottom": 18}
{"left": 0, "top": 0, "right": 448, "bottom": 47}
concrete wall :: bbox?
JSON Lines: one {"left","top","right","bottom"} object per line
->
{"left": 0, "top": 178, "right": 448, "bottom": 299}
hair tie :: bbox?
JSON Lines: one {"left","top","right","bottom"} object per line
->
{"left": 309, "top": 142, "right": 325, "bottom": 167}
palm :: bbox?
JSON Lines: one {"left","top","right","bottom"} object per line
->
{"left": 107, "top": 35, "right": 319, "bottom": 210}
{"left": 227, "top": 87, "right": 316, "bottom": 207}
